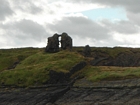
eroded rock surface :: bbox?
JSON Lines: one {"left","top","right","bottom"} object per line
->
{"left": 90, "top": 50, "right": 140, "bottom": 67}
{"left": 48, "top": 61, "right": 86, "bottom": 84}
{"left": 1, "top": 78, "right": 140, "bottom": 105}
{"left": 83, "top": 45, "right": 91, "bottom": 57}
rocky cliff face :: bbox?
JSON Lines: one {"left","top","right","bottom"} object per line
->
{"left": 48, "top": 61, "right": 86, "bottom": 84}
{"left": 90, "top": 49, "right": 140, "bottom": 67}
{"left": 1, "top": 78, "right": 140, "bottom": 105}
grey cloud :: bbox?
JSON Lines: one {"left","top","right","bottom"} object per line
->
{"left": 15, "top": 19, "right": 47, "bottom": 40}
{"left": 101, "top": 20, "right": 139, "bottom": 34}
{"left": 23, "top": 3, "right": 42, "bottom": 14}
{"left": 0, "top": 0, "right": 14, "bottom": 21}
{"left": 127, "top": 12, "right": 140, "bottom": 26}
{"left": 93, "top": 0, "right": 140, "bottom": 13}
{"left": 10, "top": 0, "right": 42, "bottom": 14}
{"left": 67, "top": 0, "right": 140, "bottom": 13}
{"left": 47, "top": 16, "right": 111, "bottom": 40}
{"left": 0, "top": 19, "right": 48, "bottom": 47}
{"left": 29, "top": 5, "right": 42, "bottom": 14}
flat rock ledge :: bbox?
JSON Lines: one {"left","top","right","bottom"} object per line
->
{"left": 1, "top": 78, "right": 140, "bottom": 105}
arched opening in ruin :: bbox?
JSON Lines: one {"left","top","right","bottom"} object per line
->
{"left": 59, "top": 36, "right": 61, "bottom": 48}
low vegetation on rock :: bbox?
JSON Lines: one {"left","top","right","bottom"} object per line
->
{"left": 1, "top": 46, "right": 140, "bottom": 87}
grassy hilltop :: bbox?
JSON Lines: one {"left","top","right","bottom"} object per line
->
{"left": 1, "top": 47, "right": 140, "bottom": 87}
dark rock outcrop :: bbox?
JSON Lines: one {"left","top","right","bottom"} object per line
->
{"left": 48, "top": 70, "right": 70, "bottom": 84}
{"left": 1, "top": 78, "right": 140, "bottom": 105}
{"left": 113, "top": 52, "right": 140, "bottom": 67}
{"left": 90, "top": 50, "right": 140, "bottom": 67}
{"left": 83, "top": 45, "right": 91, "bottom": 57}
{"left": 55, "top": 78, "right": 140, "bottom": 105}
{"left": 48, "top": 61, "right": 86, "bottom": 84}
{"left": 91, "top": 57, "right": 113, "bottom": 66}
{"left": 70, "top": 61, "right": 86, "bottom": 74}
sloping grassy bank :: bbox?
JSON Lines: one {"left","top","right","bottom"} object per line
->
{"left": 80, "top": 66, "right": 140, "bottom": 82}
{"left": 0, "top": 48, "right": 43, "bottom": 72}
{"left": 1, "top": 47, "right": 140, "bottom": 87}
{"left": 0, "top": 49, "right": 84, "bottom": 87}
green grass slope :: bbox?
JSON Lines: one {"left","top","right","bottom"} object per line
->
{"left": 80, "top": 66, "right": 140, "bottom": 82}
{"left": 0, "top": 48, "right": 84, "bottom": 87}
{"left": 1, "top": 47, "right": 140, "bottom": 87}
{"left": 0, "top": 48, "right": 43, "bottom": 72}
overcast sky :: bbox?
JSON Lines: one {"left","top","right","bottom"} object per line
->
{"left": 0, "top": 0, "right": 140, "bottom": 48}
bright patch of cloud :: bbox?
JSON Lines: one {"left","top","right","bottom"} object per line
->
{"left": 113, "top": 32, "right": 140, "bottom": 47}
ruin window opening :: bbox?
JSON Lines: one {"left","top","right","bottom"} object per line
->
{"left": 59, "top": 36, "right": 61, "bottom": 48}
